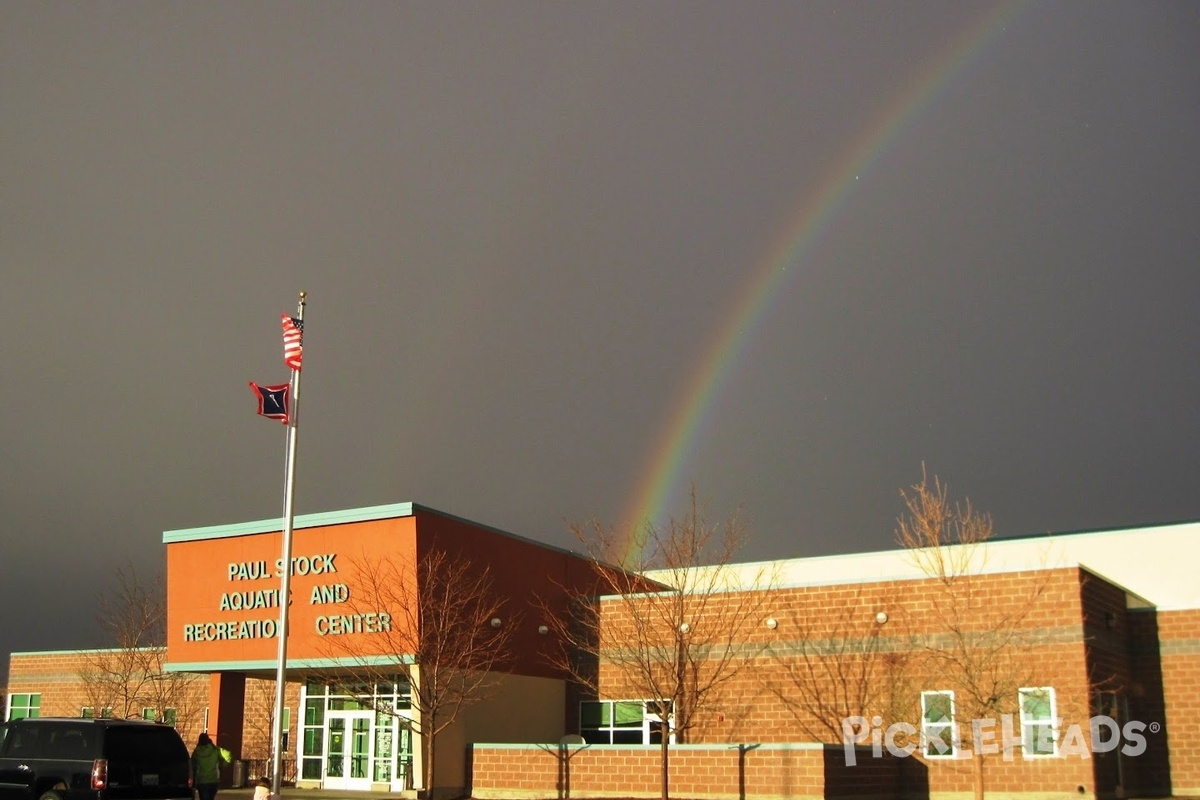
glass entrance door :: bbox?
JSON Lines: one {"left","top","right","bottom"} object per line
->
{"left": 323, "top": 710, "right": 373, "bottom": 790}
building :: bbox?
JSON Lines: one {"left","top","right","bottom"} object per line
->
{"left": 5, "top": 504, "right": 1199, "bottom": 800}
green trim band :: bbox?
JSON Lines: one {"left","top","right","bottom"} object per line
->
{"left": 162, "top": 502, "right": 418, "bottom": 543}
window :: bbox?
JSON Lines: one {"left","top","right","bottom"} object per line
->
{"left": 372, "top": 708, "right": 391, "bottom": 782}
{"left": 99, "top": 707, "right": 113, "bottom": 719}
{"left": 46, "top": 728, "right": 90, "bottom": 759}
{"left": 579, "top": 700, "right": 671, "bottom": 745}
{"left": 164, "top": 708, "right": 178, "bottom": 727}
{"left": 301, "top": 692, "right": 326, "bottom": 781}
{"left": 281, "top": 707, "right": 291, "bottom": 751}
{"left": 6, "top": 725, "right": 41, "bottom": 755}
{"left": 142, "top": 707, "right": 157, "bottom": 721}
{"left": 299, "top": 679, "right": 410, "bottom": 784}
{"left": 1019, "top": 687, "right": 1057, "bottom": 757}
{"left": 7, "top": 693, "right": 41, "bottom": 720}
{"left": 921, "top": 691, "right": 955, "bottom": 758}
{"left": 80, "top": 707, "right": 95, "bottom": 719}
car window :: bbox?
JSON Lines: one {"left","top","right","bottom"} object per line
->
{"left": 45, "top": 725, "right": 95, "bottom": 759}
{"left": 105, "top": 727, "right": 188, "bottom": 763}
{"left": 5, "top": 723, "right": 42, "bottom": 758}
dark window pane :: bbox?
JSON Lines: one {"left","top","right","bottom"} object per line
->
{"left": 580, "top": 702, "right": 607, "bottom": 728}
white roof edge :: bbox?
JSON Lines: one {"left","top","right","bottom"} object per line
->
{"left": 645, "top": 521, "right": 1200, "bottom": 611}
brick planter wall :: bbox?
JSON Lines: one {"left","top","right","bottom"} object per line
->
{"left": 468, "top": 743, "right": 901, "bottom": 800}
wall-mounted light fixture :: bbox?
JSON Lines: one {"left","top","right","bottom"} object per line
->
{"left": 875, "top": 611, "right": 889, "bottom": 625}
{"left": 764, "top": 618, "right": 778, "bottom": 630}
{"left": 537, "top": 624, "right": 549, "bottom": 635}
{"left": 490, "top": 617, "right": 502, "bottom": 629}
{"left": 679, "top": 622, "right": 691, "bottom": 634}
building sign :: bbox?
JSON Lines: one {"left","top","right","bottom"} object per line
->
{"left": 180, "top": 551, "right": 394, "bottom": 642}
{"left": 165, "top": 516, "right": 418, "bottom": 665}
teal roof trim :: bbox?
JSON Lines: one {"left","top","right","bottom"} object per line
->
{"left": 161, "top": 501, "right": 589, "bottom": 562}
{"left": 10, "top": 647, "right": 129, "bottom": 657}
{"left": 470, "top": 742, "right": 829, "bottom": 752}
{"left": 162, "top": 502, "right": 418, "bottom": 543}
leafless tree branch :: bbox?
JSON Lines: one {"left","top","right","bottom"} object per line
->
{"left": 541, "top": 487, "right": 772, "bottom": 800}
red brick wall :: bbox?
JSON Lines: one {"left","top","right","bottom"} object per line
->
{"left": 469, "top": 743, "right": 901, "bottom": 800}
{"left": 1157, "top": 608, "right": 1200, "bottom": 795}
{"left": 8, "top": 650, "right": 121, "bottom": 718}
{"left": 591, "top": 567, "right": 1101, "bottom": 798}
{"left": 4, "top": 649, "right": 302, "bottom": 772}
{"left": 6, "top": 650, "right": 207, "bottom": 733}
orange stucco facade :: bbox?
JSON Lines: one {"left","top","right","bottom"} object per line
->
{"left": 165, "top": 504, "right": 618, "bottom": 678}
{"left": 167, "top": 514, "right": 419, "bottom": 668}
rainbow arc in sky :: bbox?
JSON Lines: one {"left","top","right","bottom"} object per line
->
{"left": 617, "top": 1, "right": 1029, "bottom": 565}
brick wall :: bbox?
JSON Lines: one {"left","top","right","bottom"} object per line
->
{"left": 5, "top": 649, "right": 302, "bottom": 777}
{"left": 6, "top": 650, "right": 208, "bottom": 732}
{"left": 1157, "top": 608, "right": 1200, "bottom": 795}
{"left": 9, "top": 562, "right": 1195, "bottom": 800}
{"left": 591, "top": 567, "right": 1103, "bottom": 798}
{"left": 469, "top": 743, "right": 901, "bottom": 800}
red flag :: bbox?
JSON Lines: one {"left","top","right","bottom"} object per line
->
{"left": 282, "top": 314, "right": 304, "bottom": 371}
{"left": 250, "top": 382, "right": 290, "bottom": 424}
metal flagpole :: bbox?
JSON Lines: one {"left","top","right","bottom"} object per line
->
{"left": 270, "top": 291, "right": 306, "bottom": 796}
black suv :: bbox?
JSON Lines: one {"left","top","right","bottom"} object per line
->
{"left": 0, "top": 718, "right": 192, "bottom": 800}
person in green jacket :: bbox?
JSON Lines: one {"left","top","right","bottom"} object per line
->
{"left": 191, "top": 732, "right": 231, "bottom": 800}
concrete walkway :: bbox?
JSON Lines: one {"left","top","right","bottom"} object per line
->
{"left": 217, "top": 791, "right": 412, "bottom": 800}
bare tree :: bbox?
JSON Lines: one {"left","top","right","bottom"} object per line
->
{"left": 81, "top": 562, "right": 203, "bottom": 730}
{"left": 543, "top": 489, "right": 772, "bottom": 800}
{"left": 241, "top": 678, "right": 282, "bottom": 774}
{"left": 895, "top": 468, "right": 1049, "bottom": 800}
{"left": 320, "top": 548, "right": 517, "bottom": 795}
{"left": 763, "top": 584, "right": 912, "bottom": 741}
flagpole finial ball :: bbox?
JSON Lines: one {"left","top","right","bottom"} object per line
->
{"left": 299, "top": 291, "right": 307, "bottom": 301}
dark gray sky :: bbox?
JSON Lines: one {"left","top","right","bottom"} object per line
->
{"left": 3, "top": 2, "right": 1198, "bottom": 661}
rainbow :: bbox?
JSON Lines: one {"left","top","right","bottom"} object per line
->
{"left": 617, "top": 1, "right": 1029, "bottom": 565}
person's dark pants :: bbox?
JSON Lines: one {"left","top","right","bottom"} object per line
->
{"left": 197, "top": 783, "right": 219, "bottom": 800}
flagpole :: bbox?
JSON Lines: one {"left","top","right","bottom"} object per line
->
{"left": 270, "top": 291, "right": 306, "bottom": 796}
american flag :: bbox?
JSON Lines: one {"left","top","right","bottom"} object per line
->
{"left": 282, "top": 314, "right": 304, "bottom": 371}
